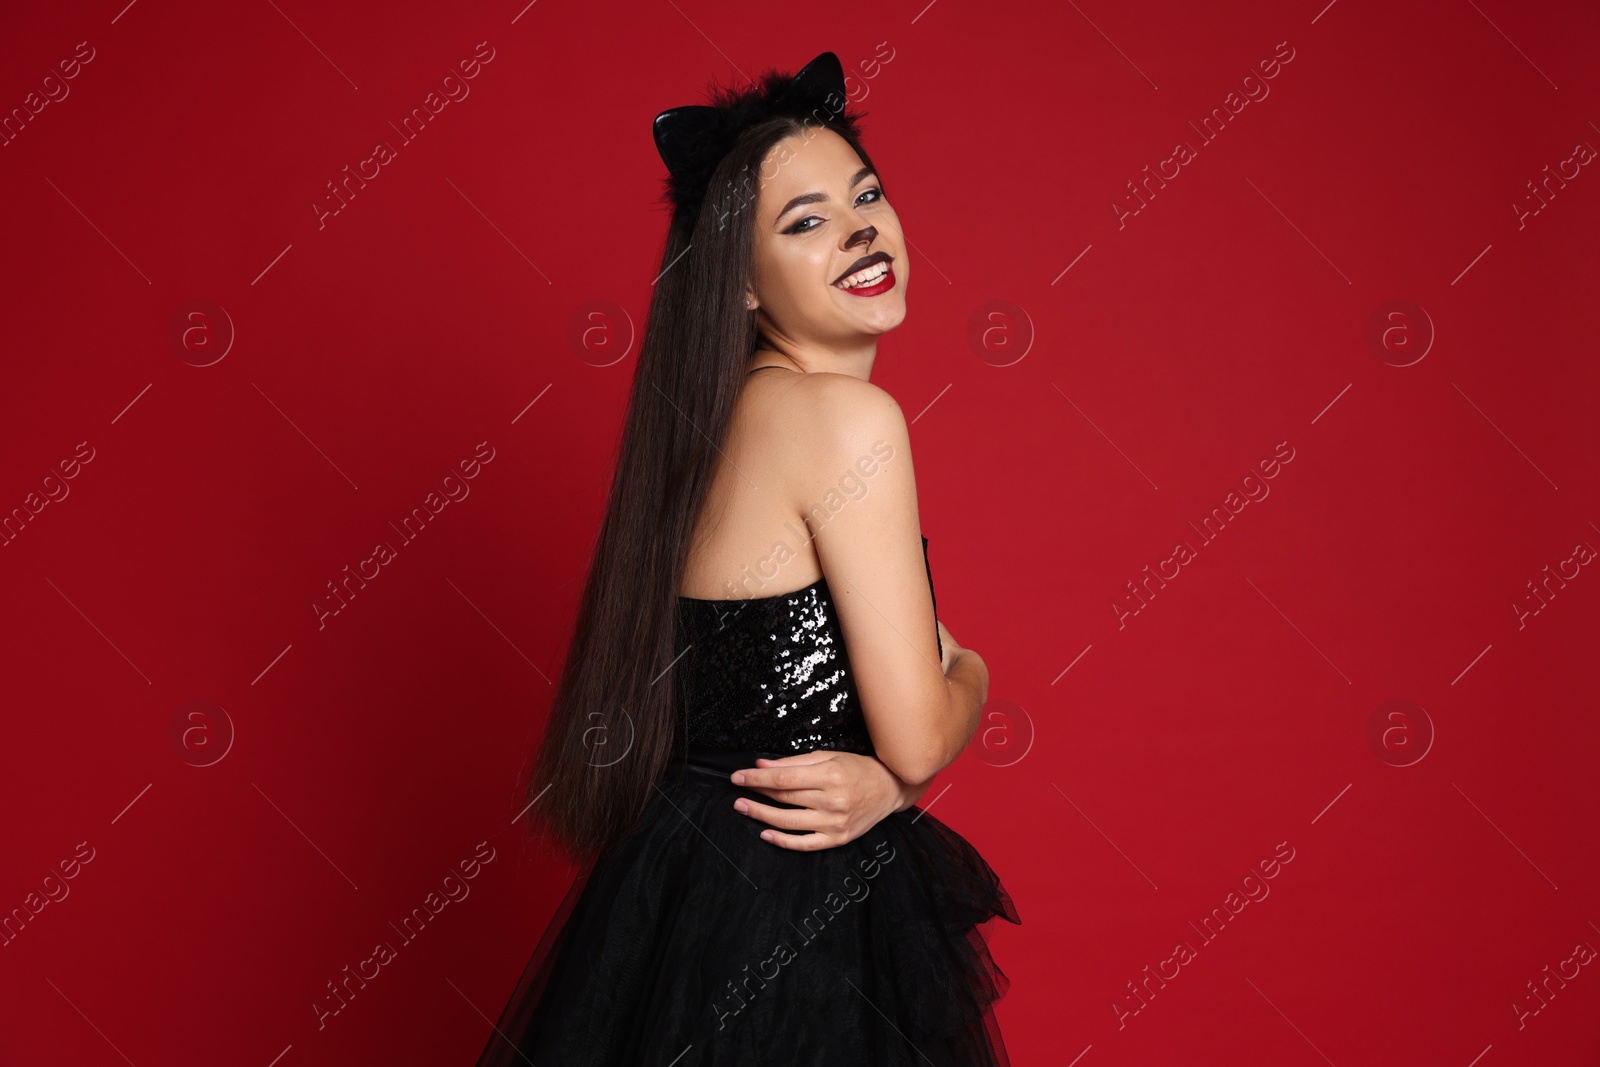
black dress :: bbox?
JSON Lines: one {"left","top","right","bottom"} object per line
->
{"left": 476, "top": 472, "right": 1020, "bottom": 1065}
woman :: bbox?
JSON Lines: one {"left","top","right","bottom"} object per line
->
{"left": 477, "top": 51, "right": 1019, "bottom": 1065}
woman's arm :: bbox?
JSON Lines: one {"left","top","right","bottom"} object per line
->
{"left": 732, "top": 621, "right": 986, "bottom": 850}
{"left": 791, "top": 374, "right": 986, "bottom": 784}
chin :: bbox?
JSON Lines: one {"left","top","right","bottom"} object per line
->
{"left": 857, "top": 315, "right": 906, "bottom": 339}
{"left": 864, "top": 300, "right": 908, "bottom": 333}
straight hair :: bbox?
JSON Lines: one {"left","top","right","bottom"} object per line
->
{"left": 520, "top": 114, "right": 882, "bottom": 863}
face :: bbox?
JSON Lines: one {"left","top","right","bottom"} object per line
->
{"left": 747, "top": 127, "right": 908, "bottom": 345}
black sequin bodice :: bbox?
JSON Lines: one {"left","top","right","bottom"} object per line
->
{"left": 674, "top": 536, "right": 940, "bottom": 757}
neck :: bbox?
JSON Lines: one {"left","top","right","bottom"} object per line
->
{"left": 751, "top": 333, "right": 878, "bottom": 380}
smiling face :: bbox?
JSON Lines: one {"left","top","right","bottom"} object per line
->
{"left": 747, "top": 127, "right": 908, "bottom": 349}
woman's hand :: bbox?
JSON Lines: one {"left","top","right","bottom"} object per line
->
{"left": 730, "top": 749, "right": 932, "bottom": 851}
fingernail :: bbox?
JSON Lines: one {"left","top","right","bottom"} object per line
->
{"left": 731, "top": 772, "right": 745, "bottom": 784}
{"left": 734, "top": 799, "right": 748, "bottom": 813}
{"left": 760, "top": 831, "right": 773, "bottom": 842}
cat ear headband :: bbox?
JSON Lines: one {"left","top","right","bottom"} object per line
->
{"left": 651, "top": 51, "right": 863, "bottom": 231}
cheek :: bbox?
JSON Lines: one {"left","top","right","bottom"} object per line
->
{"left": 773, "top": 249, "right": 830, "bottom": 303}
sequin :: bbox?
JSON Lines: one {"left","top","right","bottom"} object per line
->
{"left": 673, "top": 536, "right": 941, "bottom": 756}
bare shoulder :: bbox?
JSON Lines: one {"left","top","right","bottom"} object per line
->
{"left": 787, "top": 370, "right": 902, "bottom": 416}
{"left": 749, "top": 371, "right": 913, "bottom": 510}
{"left": 776, "top": 372, "right": 908, "bottom": 459}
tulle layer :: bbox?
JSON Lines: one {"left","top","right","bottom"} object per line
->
{"left": 477, "top": 746, "right": 1020, "bottom": 1066}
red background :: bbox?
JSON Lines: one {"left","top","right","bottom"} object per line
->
{"left": 2, "top": 1, "right": 1597, "bottom": 1064}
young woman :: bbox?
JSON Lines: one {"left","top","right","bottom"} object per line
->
{"left": 476, "top": 51, "right": 1019, "bottom": 1066}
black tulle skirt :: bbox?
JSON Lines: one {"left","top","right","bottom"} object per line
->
{"left": 475, "top": 746, "right": 1020, "bottom": 1066}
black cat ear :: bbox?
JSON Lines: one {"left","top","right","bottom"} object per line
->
{"left": 778, "top": 51, "right": 847, "bottom": 119}
{"left": 652, "top": 105, "right": 728, "bottom": 182}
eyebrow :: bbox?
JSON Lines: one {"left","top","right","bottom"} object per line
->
{"left": 774, "top": 166, "right": 877, "bottom": 226}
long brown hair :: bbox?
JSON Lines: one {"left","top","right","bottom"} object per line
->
{"left": 519, "top": 112, "right": 883, "bottom": 863}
